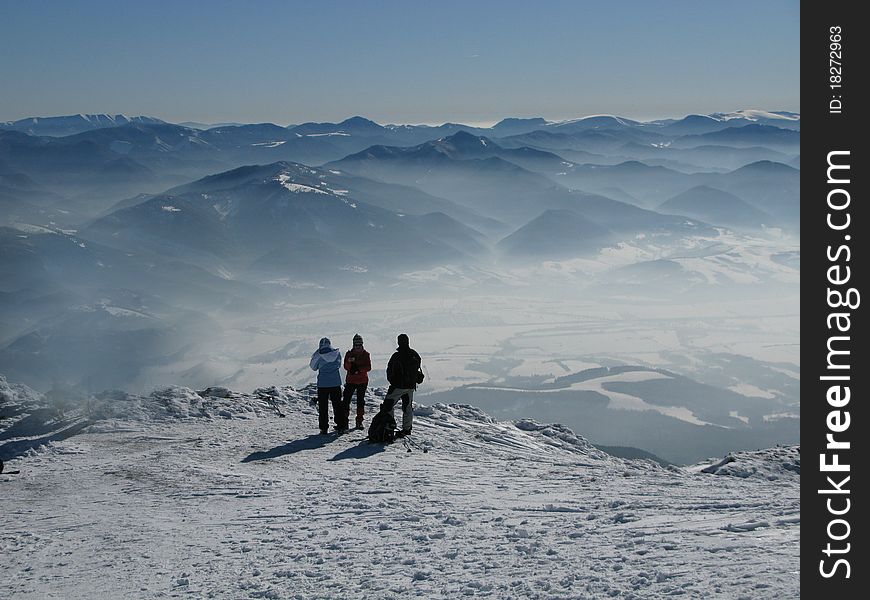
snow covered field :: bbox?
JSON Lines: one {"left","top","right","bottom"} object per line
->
{"left": 1, "top": 380, "right": 799, "bottom": 599}
{"left": 112, "top": 231, "right": 798, "bottom": 399}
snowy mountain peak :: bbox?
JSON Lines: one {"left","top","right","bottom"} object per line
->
{"left": 273, "top": 172, "right": 331, "bottom": 195}
{"left": 1, "top": 374, "right": 800, "bottom": 598}
{"left": 0, "top": 376, "right": 612, "bottom": 465}
{"left": 0, "top": 114, "right": 165, "bottom": 136}
{"left": 550, "top": 114, "right": 639, "bottom": 128}
{"left": 711, "top": 109, "right": 800, "bottom": 122}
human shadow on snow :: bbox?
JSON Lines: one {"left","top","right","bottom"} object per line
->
{"left": 0, "top": 408, "right": 66, "bottom": 441}
{"left": 328, "top": 440, "right": 387, "bottom": 461}
{"left": 242, "top": 433, "right": 340, "bottom": 463}
{"left": 0, "top": 420, "right": 93, "bottom": 461}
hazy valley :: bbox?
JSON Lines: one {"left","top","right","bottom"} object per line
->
{"left": 1, "top": 110, "right": 799, "bottom": 463}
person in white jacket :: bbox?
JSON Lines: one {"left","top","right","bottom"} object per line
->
{"left": 309, "top": 337, "right": 345, "bottom": 433}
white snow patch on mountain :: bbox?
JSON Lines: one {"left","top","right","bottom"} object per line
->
{"left": 102, "top": 306, "right": 153, "bottom": 319}
{"left": 275, "top": 174, "right": 329, "bottom": 194}
{"left": 763, "top": 412, "right": 801, "bottom": 422}
{"left": 553, "top": 114, "right": 636, "bottom": 127}
{"left": 727, "top": 383, "right": 777, "bottom": 399}
{"left": 10, "top": 223, "right": 58, "bottom": 235}
{"left": 469, "top": 370, "right": 711, "bottom": 425}
{"left": 728, "top": 411, "right": 750, "bottom": 425}
{"left": 251, "top": 141, "right": 286, "bottom": 147}
{"left": 214, "top": 266, "right": 234, "bottom": 280}
{"left": 579, "top": 232, "right": 800, "bottom": 286}
{"left": 712, "top": 110, "right": 801, "bottom": 122}
{"left": 212, "top": 201, "right": 231, "bottom": 219}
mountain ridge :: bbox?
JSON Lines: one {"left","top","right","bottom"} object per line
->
{"left": 0, "top": 372, "right": 800, "bottom": 598}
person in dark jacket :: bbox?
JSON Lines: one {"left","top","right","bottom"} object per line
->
{"left": 343, "top": 333, "right": 372, "bottom": 429}
{"left": 383, "top": 333, "right": 422, "bottom": 437}
{"left": 309, "top": 337, "right": 344, "bottom": 433}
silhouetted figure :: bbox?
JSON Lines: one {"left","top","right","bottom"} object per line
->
{"left": 383, "top": 333, "right": 422, "bottom": 437}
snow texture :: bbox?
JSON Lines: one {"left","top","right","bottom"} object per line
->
{"left": 1, "top": 377, "right": 798, "bottom": 599}
{"left": 694, "top": 446, "right": 800, "bottom": 481}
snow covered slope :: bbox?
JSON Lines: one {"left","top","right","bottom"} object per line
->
{"left": 692, "top": 446, "right": 800, "bottom": 481}
{"left": 0, "top": 114, "right": 165, "bottom": 136}
{"left": 1, "top": 377, "right": 798, "bottom": 599}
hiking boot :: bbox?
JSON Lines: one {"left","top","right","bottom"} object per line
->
{"left": 395, "top": 429, "right": 411, "bottom": 438}
{"left": 320, "top": 429, "right": 329, "bottom": 435}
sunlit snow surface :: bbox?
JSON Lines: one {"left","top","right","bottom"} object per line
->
{"left": 1, "top": 379, "right": 798, "bottom": 599}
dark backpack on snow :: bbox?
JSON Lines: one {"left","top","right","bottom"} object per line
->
{"left": 368, "top": 403, "right": 397, "bottom": 443}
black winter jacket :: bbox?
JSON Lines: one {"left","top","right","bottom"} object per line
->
{"left": 386, "top": 346, "right": 422, "bottom": 389}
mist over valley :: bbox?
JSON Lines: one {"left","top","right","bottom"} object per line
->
{"left": 1, "top": 110, "right": 799, "bottom": 463}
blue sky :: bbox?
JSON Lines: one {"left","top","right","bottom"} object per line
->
{"left": 0, "top": 0, "right": 800, "bottom": 125}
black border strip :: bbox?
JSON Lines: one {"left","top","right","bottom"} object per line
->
{"left": 803, "top": 1, "right": 866, "bottom": 595}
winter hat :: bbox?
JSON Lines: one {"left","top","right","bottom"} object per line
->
{"left": 353, "top": 334, "right": 363, "bottom": 348}
{"left": 397, "top": 333, "right": 409, "bottom": 347}
{"left": 319, "top": 337, "right": 332, "bottom": 350}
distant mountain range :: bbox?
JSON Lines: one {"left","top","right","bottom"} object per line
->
{"left": 1, "top": 112, "right": 800, "bottom": 264}
{"left": 0, "top": 110, "right": 800, "bottom": 391}
{"left": 2, "top": 109, "right": 799, "bottom": 139}
{"left": 84, "top": 161, "right": 488, "bottom": 279}
{"left": 1, "top": 110, "right": 799, "bottom": 221}
{"left": 0, "top": 107, "right": 800, "bottom": 503}
{"left": 0, "top": 114, "right": 166, "bottom": 137}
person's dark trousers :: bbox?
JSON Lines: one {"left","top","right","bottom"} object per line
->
{"left": 317, "top": 386, "right": 343, "bottom": 432}
{"left": 343, "top": 383, "right": 367, "bottom": 426}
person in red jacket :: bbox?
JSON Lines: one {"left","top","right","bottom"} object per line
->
{"left": 343, "top": 333, "right": 372, "bottom": 429}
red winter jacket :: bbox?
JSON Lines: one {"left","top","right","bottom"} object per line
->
{"left": 344, "top": 348, "right": 372, "bottom": 384}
